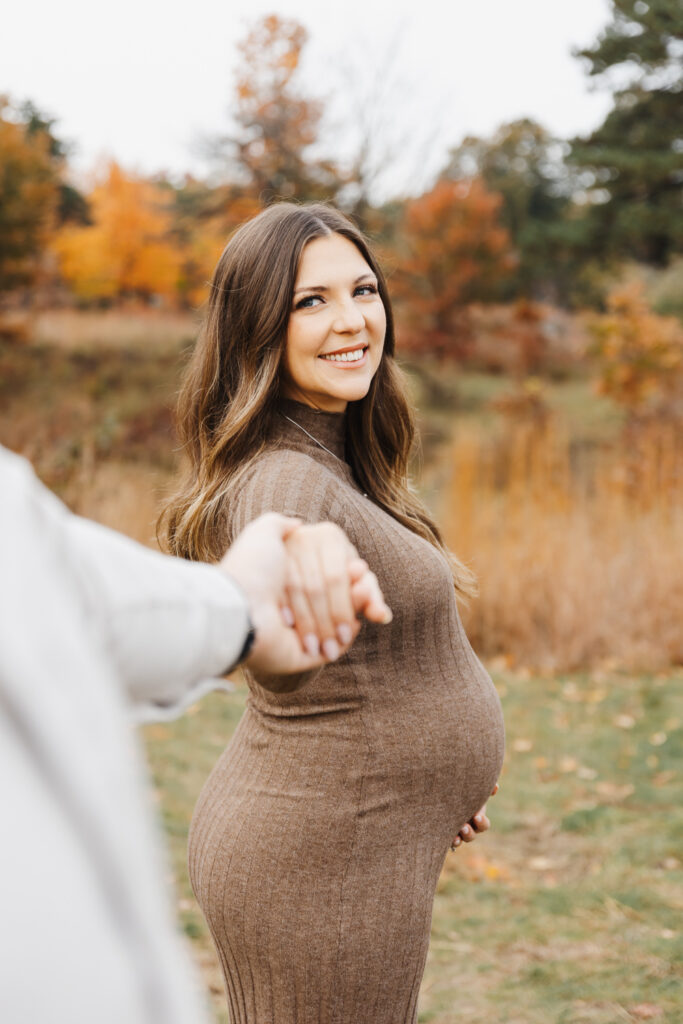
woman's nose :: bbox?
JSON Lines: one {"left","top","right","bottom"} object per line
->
{"left": 332, "top": 298, "right": 365, "bottom": 334}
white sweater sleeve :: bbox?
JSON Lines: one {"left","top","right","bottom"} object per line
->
{"left": 2, "top": 447, "right": 250, "bottom": 718}
{"left": 62, "top": 515, "right": 251, "bottom": 718}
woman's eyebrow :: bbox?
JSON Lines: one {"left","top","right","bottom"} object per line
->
{"left": 294, "top": 272, "right": 377, "bottom": 295}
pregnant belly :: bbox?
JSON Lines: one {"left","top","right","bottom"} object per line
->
{"left": 369, "top": 669, "right": 506, "bottom": 840}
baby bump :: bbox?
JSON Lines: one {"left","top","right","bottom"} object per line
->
{"left": 433, "top": 667, "right": 505, "bottom": 833}
{"left": 369, "top": 665, "right": 505, "bottom": 842}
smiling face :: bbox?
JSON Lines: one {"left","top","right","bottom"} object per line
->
{"left": 281, "top": 233, "right": 387, "bottom": 412}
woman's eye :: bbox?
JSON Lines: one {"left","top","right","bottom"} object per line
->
{"left": 295, "top": 294, "right": 323, "bottom": 309}
{"left": 356, "top": 284, "right": 378, "bottom": 297}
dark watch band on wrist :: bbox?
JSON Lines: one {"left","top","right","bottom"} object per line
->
{"left": 236, "top": 614, "right": 256, "bottom": 665}
{"left": 220, "top": 573, "right": 257, "bottom": 675}
{"left": 222, "top": 613, "right": 255, "bottom": 676}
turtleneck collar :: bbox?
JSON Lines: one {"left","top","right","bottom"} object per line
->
{"left": 276, "top": 397, "right": 348, "bottom": 462}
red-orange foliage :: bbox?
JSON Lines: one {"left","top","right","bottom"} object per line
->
{"left": 394, "top": 178, "right": 516, "bottom": 357}
{"left": 53, "top": 162, "right": 182, "bottom": 303}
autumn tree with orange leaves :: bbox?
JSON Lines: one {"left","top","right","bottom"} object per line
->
{"left": 220, "top": 14, "right": 341, "bottom": 204}
{"left": 54, "top": 162, "right": 182, "bottom": 303}
{"left": 587, "top": 282, "right": 683, "bottom": 418}
{"left": 394, "top": 177, "right": 516, "bottom": 358}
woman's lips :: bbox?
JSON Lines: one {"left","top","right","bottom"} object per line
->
{"left": 318, "top": 345, "right": 368, "bottom": 368}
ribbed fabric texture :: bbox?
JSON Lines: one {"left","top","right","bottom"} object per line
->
{"left": 188, "top": 398, "right": 506, "bottom": 1024}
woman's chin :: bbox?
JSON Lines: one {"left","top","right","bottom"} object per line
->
{"left": 328, "top": 377, "right": 373, "bottom": 404}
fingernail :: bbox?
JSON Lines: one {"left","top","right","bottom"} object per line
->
{"left": 382, "top": 607, "right": 393, "bottom": 624}
{"left": 461, "top": 825, "right": 470, "bottom": 835}
{"left": 337, "top": 623, "right": 353, "bottom": 645}
{"left": 282, "top": 606, "right": 295, "bottom": 627}
{"left": 322, "top": 638, "right": 340, "bottom": 660}
{"left": 474, "top": 814, "right": 482, "bottom": 823}
{"left": 304, "top": 634, "right": 320, "bottom": 657}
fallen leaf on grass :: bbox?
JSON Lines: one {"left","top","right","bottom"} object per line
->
{"left": 513, "top": 738, "right": 533, "bottom": 752}
{"left": 614, "top": 714, "right": 636, "bottom": 729}
{"left": 595, "top": 781, "right": 635, "bottom": 800}
{"left": 628, "top": 1004, "right": 663, "bottom": 1020}
{"left": 528, "top": 856, "right": 557, "bottom": 871}
{"left": 649, "top": 731, "right": 667, "bottom": 746}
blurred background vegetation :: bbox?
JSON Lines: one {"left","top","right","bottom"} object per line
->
{"left": 1, "top": 1, "right": 680, "bottom": 673}
{"left": 0, "top": 3, "right": 681, "bottom": 1020}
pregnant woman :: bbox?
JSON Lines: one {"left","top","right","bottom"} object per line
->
{"left": 161, "top": 202, "right": 505, "bottom": 1024}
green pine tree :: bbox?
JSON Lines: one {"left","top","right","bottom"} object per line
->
{"left": 570, "top": 0, "right": 683, "bottom": 266}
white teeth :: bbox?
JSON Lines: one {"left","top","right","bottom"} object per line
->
{"left": 321, "top": 347, "right": 365, "bottom": 362}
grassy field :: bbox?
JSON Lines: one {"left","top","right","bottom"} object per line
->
{"left": 143, "top": 666, "right": 683, "bottom": 1024}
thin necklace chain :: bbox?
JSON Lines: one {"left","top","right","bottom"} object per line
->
{"left": 281, "top": 413, "right": 342, "bottom": 462}
{"left": 280, "top": 413, "right": 368, "bottom": 498}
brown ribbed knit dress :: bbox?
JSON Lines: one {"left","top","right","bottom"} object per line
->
{"left": 188, "top": 397, "right": 505, "bottom": 1024}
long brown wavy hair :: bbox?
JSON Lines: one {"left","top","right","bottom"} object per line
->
{"left": 159, "top": 201, "right": 477, "bottom": 601}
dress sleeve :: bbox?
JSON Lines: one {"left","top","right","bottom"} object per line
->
{"left": 226, "top": 450, "right": 349, "bottom": 693}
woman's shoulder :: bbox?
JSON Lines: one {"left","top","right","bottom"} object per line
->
{"left": 239, "top": 445, "right": 340, "bottom": 492}
{"left": 227, "top": 446, "right": 356, "bottom": 533}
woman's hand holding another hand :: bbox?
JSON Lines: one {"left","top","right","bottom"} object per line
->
{"left": 280, "top": 522, "right": 391, "bottom": 662}
{"left": 219, "top": 514, "right": 391, "bottom": 677}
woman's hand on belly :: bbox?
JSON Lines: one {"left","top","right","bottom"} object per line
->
{"left": 450, "top": 781, "right": 499, "bottom": 851}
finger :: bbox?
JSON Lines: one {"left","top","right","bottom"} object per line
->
{"left": 491, "top": 782, "right": 499, "bottom": 796}
{"left": 450, "top": 836, "right": 462, "bottom": 851}
{"left": 284, "top": 556, "right": 321, "bottom": 658}
{"left": 458, "top": 823, "right": 477, "bottom": 842}
{"left": 277, "top": 515, "right": 305, "bottom": 541}
{"left": 286, "top": 540, "right": 344, "bottom": 659}
{"left": 347, "top": 557, "right": 369, "bottom": 583}
{"left": 470, "top": 812, "right": 490, "bottom": 833}
{"left": 256, "top": 513, "right": 304, "bottom": 542}
{"left": 319, "top": 543, "right": 357, "bottom": 647}
{"left": 351, "top": 571, "right": 392, "bottom": 623}
{"left": 303, "top": 546, "right": 342, "bottom": 660}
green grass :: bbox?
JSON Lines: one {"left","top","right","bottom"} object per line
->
{"left": 143, "top": 668, "right": 683, "bottom": 1024}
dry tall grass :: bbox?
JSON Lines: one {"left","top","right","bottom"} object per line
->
{"left": 443, "top": 417, "right": 682, "bottom": 671}
{"left": 32, "top": 307, "right": 198, "bottom": 350}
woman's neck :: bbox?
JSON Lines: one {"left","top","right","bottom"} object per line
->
{"left": 280, "top": 385, "right": 347, "bottom": 414}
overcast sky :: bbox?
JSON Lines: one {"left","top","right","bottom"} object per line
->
{"left": 4, "top": 0, "right": 614, "bottom": 197}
